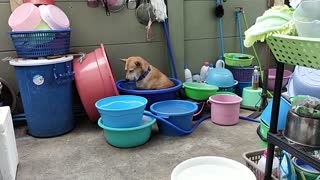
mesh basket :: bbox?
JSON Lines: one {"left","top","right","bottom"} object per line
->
{"left": 227, "top": 66, "right": 254, "bottom": 82}
{"left": 9, "top": 30, "right": 71, "bottom": 58}
{"left": 267, "top": 34, "right": 320, "bottom": 69}
{"left": 242, "top": 149, "right": 282, "bottom": 180}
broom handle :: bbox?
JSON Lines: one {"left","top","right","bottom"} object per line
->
{"left": 163, "top": 20, "right": 178, "bottom": 79}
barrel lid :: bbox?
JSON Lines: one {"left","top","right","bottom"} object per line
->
{"left": 9, "top": 55, "right": 73, "bottom": 66}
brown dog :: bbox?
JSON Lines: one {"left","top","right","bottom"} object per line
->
{"left": 121, "top": 56, "right": 175, "bottom": 89}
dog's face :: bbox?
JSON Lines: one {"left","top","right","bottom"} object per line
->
{"left": 121, "top": 57, "right": 149, "bottom": 81}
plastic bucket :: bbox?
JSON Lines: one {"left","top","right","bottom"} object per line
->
{"left": 241, "top": 87, "right": 262, "bottom": 108}
{"left": 9, "top": 56, "right": 75, "bottom": 137}
{"left": 97, "top": 113, "right": 156, "bottom": 148}
{"left": 268, "top": 68, "right": 292, "bottom": 91}
{"left": 95, "top": 95, "right": 147, "bottom": 128}
{"left": 235, "top": 81, "right": 252, "bottom": 96}
{"left": 292, "top": 157, "right": 320, "bottom": 180}
{"left": 116, "top": 78, "right": 182, "bottom": 110}
{"left": 150, "top": 100, "right": 198, "bottom": 136}
{"left": 256, "top": 124, "right": 268, "bottom": 148}
{"left": 260, "top": 96, "right": 291, "bottom": 130}
{"left": 208, "top": 94, "right": 242, "bottom": 126}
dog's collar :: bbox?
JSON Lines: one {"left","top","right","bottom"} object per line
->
{"left": 137, "top": 66, "right": 151, "bottom": 81}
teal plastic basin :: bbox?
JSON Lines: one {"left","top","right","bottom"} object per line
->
{"left": 98, "top": 113, "right": 156, "bottom": 148}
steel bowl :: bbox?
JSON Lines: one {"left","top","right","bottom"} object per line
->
{"left": 284, "top": 109, "right": 320, "bottom": 147}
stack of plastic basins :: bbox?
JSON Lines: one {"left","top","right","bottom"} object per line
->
{"left": 8, "top": 3, "right": 73, "bottom": 137}
{"left": 228, "top": 66, "right": 254, "bottom": 97}
{"left": 224, "top": 53, "right": 254, "bottom": 97}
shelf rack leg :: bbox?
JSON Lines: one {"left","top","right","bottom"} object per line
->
{"left": 264, "top": 62, "right": 284, "bottom": 179}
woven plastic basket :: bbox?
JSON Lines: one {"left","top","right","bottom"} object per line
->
{"left": 267, "top": 34, "right": 320, "bottom": 69}
{"left": 228, "top": 66, "right": 254, "bottom": 82}
{"left": 242, "top": 149, "right": 282, "bottom": 180}
{"left": 9, "top": 30, "right": 71, "bottom": 58}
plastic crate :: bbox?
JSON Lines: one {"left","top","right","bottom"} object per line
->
{"left": 228, "top": 66, "right": 254, "bottom": 82}
{"left": 9, "top": 30, "right": 71, "bottom": 58}
{"left": 242, "top": 149, "right": 282, "bottom": 180}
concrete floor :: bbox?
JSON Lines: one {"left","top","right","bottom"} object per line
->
{"left": 14, "top": 109, "right": 262, "bottom": 180}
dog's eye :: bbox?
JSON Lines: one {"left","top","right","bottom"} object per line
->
{"left": 129, "top": 70, "right": 134, "bottom": 73}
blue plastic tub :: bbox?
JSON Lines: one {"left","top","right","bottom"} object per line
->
{"left": 9, "top": 56, "right": 75, "bottom": 137}
{"left": 260, "top": 97, "right": 291, "bottom": 130}
{"left": 150, "top": 100, "right": 198, "bottom": 136}
{"left": 116, "top": 78, "right": 182, "bottom": 109}
{"left": 95, "top": 95, "right": 147, "bottom": 128}
{"left": 236, "top": 81, "right": 252, "bottom": 96}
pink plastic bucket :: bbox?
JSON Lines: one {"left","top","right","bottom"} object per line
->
{"left": 268, "top": 68, "right": 292, "bottom": 91}
{"left": 208, "top": 94, "right": 242, "bottom": 126}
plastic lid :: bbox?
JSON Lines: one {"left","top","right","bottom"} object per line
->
{"left": 9, "top": 55, "right": 73, "bottom": 66}
{"left": 184, "top": 64, "right": 188, "bottom": 69}
{"left": 209, "top": 64, "right": 214, "bottom": 68}
{"left": 204, "top": 62, "right": 209, "bottom": 66}
{"left": 47, "top": 5, "right": 70, "bottom": 28}
{"left": 193, "top": 72, "right": 200, "bottom": 75}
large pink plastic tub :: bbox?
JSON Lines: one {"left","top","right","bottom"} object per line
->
{"left": 268, "top": 69, "right": 292, "bottom": 91}
{"left": 208, "top": 94, "right": 242, "bottom": 126}
{"left": 74, "top": 44, "right": 119, "bottom": 123}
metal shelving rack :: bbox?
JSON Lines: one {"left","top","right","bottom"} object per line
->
{"left": 264, "top": 34, "right": 320, "bottom": 179}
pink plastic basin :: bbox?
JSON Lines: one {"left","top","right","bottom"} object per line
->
{"left": 208, "top": 94, "right": 242, "bottom": 126}
{"left": 74, "top": 44, "right": 119, "bottom": 122}
{"left": 268, "top": 69, "right": 292, "bottom": 91}
{"left": 8, "top": 3, "right": 41, "bottom": 31}
{"left": 39, "top": 5, "right": 70, "bottom": 30}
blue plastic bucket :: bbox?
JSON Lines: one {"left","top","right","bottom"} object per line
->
{"left": 95, "top": 95, "right": 147, "bottom": 128}
{"left": 260, "top": 97, "right": 291, "bottom": 130}
{"left": 150, "top": 100, "right": 198, "bottom": 136}
{"left": 236, "top": 81, "right": 252, "bottom": 96}
{"left": 116, "top": 78, "right": 182, "bottom": 110}
{"left": 9, "top": 56, "right": 75, "bottom": 137}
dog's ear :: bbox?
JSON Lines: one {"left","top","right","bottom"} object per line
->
{"left": 120, "top": 59, "right": 127, "bottom": 63}
{"left": 134, "top": 61, "right": 141, "bottom": 67}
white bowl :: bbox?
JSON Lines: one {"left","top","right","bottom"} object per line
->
{"left": 171, "top": 156, "right": 255, "bottom": 180}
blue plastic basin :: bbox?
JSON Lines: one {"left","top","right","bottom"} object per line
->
{"left": 95, "top": 95, "right": 147, "bottom": 128}
{"left": 116, "top": 78, "right": 182, "bottom": 110}
{"left": 150, "top": 100, "right": 198, "bottom": 136}
{"left": 260, "top": 97, "right": 291, "bottom": 130}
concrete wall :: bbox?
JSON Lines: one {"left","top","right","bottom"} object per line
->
{"left": 0, "top": 0, "right": 268, "bottom": 103}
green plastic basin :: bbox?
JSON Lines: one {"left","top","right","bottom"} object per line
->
{"left": 224, "top": 53, "right": 254, "bottom": 67}
{"left": 183, "top": 82, "right": 218, "bottom": 101}
{"left": 98, "top": 114, "right": 156, "bottom": 148}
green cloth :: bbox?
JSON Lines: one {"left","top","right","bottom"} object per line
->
{"left": 244, "top": 5, "right": 297, "bottom": 48}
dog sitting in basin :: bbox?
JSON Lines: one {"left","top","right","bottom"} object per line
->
{"left": 121, "top": 56, "right": 174, "bottom": 90}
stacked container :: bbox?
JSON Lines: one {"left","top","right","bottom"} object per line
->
{"left": 8, "top": 2, "right": 74, "bottom": 137}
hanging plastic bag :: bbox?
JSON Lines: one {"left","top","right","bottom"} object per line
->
{"left": 279, "top": 151, "right": 297, "bottom": 180}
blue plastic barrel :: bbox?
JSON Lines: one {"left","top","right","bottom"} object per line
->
{"left": 10, "top": 56, "right": 75, "bottom": 137}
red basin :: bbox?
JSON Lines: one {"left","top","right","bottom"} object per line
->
{"left": 74, "top": 44, "right": 119, "bottom": 122}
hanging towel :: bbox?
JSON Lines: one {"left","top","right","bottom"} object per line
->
{"left": 244, "top": 5, "right": 296, "bottom": 48}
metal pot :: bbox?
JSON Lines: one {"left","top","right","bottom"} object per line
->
{"left": 284, "top": 109, "right": 320, "bottom": 147}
